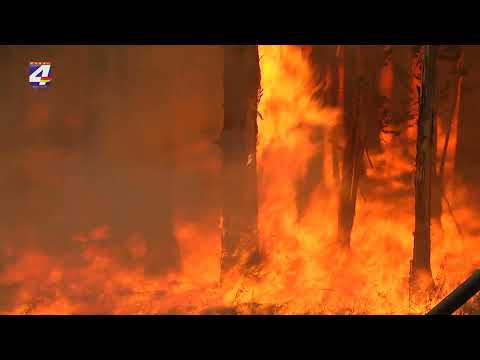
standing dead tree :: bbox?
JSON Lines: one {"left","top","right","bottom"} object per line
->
{"left": 331, "top": 45, "right": 344, "bottom": 185}
{"left": 411, "top": 45, "right": 437, "bottom": 293}
{"left": 408, "top": 46, "right": 423, "bottom": 122}
{"left": 337, "top": 46, "right": 371, "bottom": 247}
{"left": 438, "top": 46, "right": 464, "bottom": 196}
{"left": 429, "top": 46, "right": 464, "bottom": 224}
{"left": 379, "top": 45, "right": 394, "bottom": 141}
{"left": 220, "top": 45, "right": 261, "bottom": 277}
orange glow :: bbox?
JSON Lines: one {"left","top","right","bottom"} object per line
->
{"left": 379, "top": 46, "right": 394, "bottom": 98}
{"left": 1, "top": 45, "right": 479, "bottom": 315}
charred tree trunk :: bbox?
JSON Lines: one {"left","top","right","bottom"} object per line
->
{"left": 331, "top": 45, "right": 344, "bottom": 185}
{"left": 220, "top": 45, "right": 260, "bottom": 276}
{"left": 379, "top": 45, "right": 394, "bottom": 142}
{"left": 411, "top": 45, "right": 437, "bottom": 292}
{"left": 430, "top": 92, "right": 443, "bottom": 221}
{"left": 407, "top": 46, "right": 423, "bottom": 141}
{"left": 438, "top": 46, "right": 464, "bottom": 195}
{"left": 432, "top": 103, "right": 442, "bottom": 220}
{"left": 432, "top": 46, "right": 464, "bottom": 221}
{"left": 337, "top": 46, "right": 369, "bottom": 247}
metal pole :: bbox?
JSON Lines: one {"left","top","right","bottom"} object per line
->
{"left": 427, "top": 270, "right": 480, "bottom": 315}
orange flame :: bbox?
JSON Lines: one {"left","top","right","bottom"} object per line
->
{"left": 2, "top": 45, "right": 480, "bottom": 314}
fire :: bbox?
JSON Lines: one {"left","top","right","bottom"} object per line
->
{"left": 1, "top": 45, "right": 479, "bottom": 314}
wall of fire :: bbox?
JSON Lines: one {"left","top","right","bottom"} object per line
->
{"left": 0, "top": 45, "right": 479, "bottom": 312}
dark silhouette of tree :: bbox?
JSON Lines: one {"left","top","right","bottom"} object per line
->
{"left": 220, "top": 45, "right": 261, "bottom": 276}
{"left": 438, "top": 46, "right": 464, "bottom": 200}
{"left": 411, "top": 45, "right": 437, "bottom": 294}
{"left": 337, "top": 46, "right": 373, "bottom": 247}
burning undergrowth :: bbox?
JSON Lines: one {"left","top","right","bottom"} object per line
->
{"left": 0, "top": 45, "right": 479, "bottom": 314}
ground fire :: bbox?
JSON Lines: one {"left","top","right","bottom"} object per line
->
{"left": 0, "top": 45, "right": 479, "bottom": 314}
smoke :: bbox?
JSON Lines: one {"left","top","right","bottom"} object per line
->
{"left": 2, "top": 45, "right": 480, "bottom": 314}
{"left": 0, "top": 45, "right": 223, "bottom": 312}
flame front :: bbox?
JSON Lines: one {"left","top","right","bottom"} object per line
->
{"left": 1, "top": 45, "right": 480, "bottom": 314}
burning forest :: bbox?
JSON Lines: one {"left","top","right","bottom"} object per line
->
{"left": 1, "top": 45, "right": 480, "bottom": 314}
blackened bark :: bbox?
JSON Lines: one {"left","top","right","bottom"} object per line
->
{"left": 438, "top": 46, "right": 464, "bottom": 193}
{"left": 220, "top": 45, "right": 260, "bottom": 275}
{"left": 378, "top": 45, "right": 394, "bottom": 142}
{"left": 337, "top": 46, "right": 369, "bottom": 247}
{"left": 412, "top": 45, "right": 437, "bottom": 287}
{"left": 331, "top": 45, "right": 344, "bottom": 185}
{"left": 431, "top": 114, "right": 442, "bottom": 220}
{"left": 364, "top": 46, "right": 384, "bottom": 153}
{"left": 408, "top": 46, "right": 423, "bottom": 125}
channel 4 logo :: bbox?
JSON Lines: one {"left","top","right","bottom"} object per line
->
{"left": 29, "top": 61, "right": 52, "bottom": 87}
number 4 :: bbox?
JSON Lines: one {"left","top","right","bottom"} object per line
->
{"left": 29, "top": 64, "right": 51, "bottom": 85}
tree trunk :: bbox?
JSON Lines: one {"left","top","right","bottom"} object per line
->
{"left": 337, "top": 46, "right": 369, "bottom": 247}
{"left": 439, "top": 46, "right": 464, "bottom": 195}
{"left": 220, "top": 45, "right": 260, "bottom": 276}
{"left": 407, "top": 46, "right": 423, "bottom": 141}
{"left": 331, "top": 45, "right": 344, "bottom": 185}
{"left": 431, "top": 110, "right": 442, "bottom": 219}
{"left": 431, "top": 46, "right": 464, "bottom": 221}
{"left": 379, "top": 45, "right": 394, "bottom": 143}
{"left": 411, "top": 45, "right": 437, "bottom": 291}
